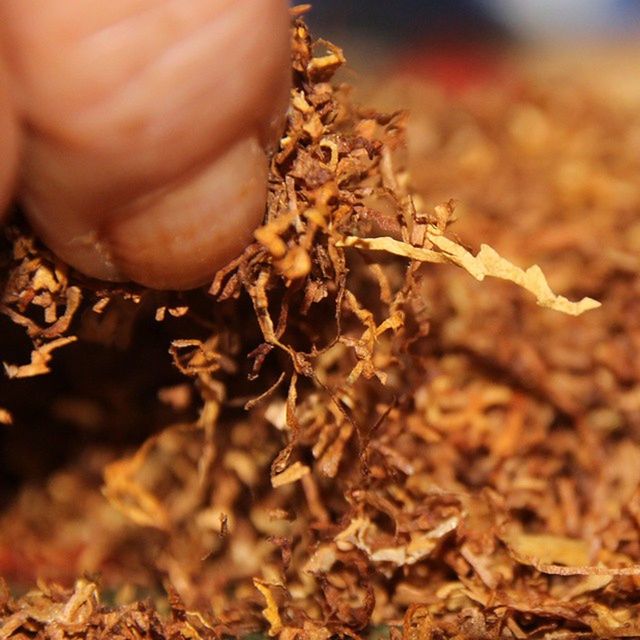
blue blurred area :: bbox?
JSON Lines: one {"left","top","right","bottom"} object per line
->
{"left": 483, "top": 0, "right": 640, "bottom": 38}
{"left": 306, "top": 0, "right": 501, "bottom": 44}
{"left": 304, "top": 0, "right": 640, "bottom": 42}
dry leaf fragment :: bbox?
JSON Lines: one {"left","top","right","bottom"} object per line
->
{"left": 304, "top": 544, "right": 338, "bottom": 574}
{"left": 0, "top": 407, "right": 12, "bottom": 425}
{"left": 505, "top": 531, "right": 590, "bottom": 566}
{"left": 306, "top": 40, "right": 345, "bottom": 82}
{"left": 3, "top": 336, "right": 78, "bottom": 378}
{"left": 335, "top": 516, "right": 459, "bottom": 566}
{"left": 589, "top": 603, "right": 640, "bottom": 637}
{"left": 340, "top": 230, "right": 600, "bottom": 316}
{"left": 91, "top": 297, "right": 110, "bottom": 314}
{"left": 41, "top": 285, "right": 82, "bottom": 338}
{"left": 428, "top": 231, "right": 601, "bottom": 315}
{"left": 253, "top": 579, "right": 283, "bottom": 637}
{"left": 156, "top": 306, "right": 189, "bottom": 321}
{"left": 271, "top": 461, "right": 311, "bottom": 488}
{"left": 275, "top": 246, "right": 312, "bottom": 281}
{"left": 530, "top": 562, "right": 640, "bottom": 577}
{"left": 504, "top": 531, "right": 640, "bottom": 575}
{"left": 168, "top": 306, "right": 189, "bottom": 318}
{"left": 102, "top": 436, "right": 172, "bottom": 531}
{"left": 562, "top": 574, "right": 613, "bottom": 599}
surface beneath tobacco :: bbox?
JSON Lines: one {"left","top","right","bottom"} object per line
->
{"left": 2, "top": 14, "right": 640, "bottom": 640}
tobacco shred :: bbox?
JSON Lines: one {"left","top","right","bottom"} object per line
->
{"left": 2, "top": 10, "right": 640, "bottom": 640}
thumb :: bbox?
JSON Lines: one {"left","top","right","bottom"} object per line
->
{"left": 0, "top": 0, "right": 290, "bottom": 289}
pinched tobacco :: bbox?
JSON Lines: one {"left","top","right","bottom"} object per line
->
{"left": 2, "top": 9, "right": 640, "bottom": 640}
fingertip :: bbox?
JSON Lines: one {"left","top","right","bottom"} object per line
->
{"left": 101, "top": 135, "right": 268, "bottom": 289}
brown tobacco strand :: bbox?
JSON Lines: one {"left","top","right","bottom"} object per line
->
{"left": 1, "top": 15, "right": 639, "bottom": 640}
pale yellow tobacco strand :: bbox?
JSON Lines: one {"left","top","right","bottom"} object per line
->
{"left": 339, "top": 234, "right": 601, "bottom": 317}
{"left": 337, "top": 235, "right": 448, "bottom": 263}
{"left": 427, "top": 233, "right": 601, "bottom": 316}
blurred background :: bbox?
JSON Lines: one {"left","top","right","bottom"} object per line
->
{"left": 305, "top": 0, "right": 640, "bottom": 79}
{"left": 307, "top": 0, "right": 640, "bottom": 43}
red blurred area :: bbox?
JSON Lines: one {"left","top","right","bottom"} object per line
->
{"left": 394, "top": 42, "right": 512, "bottom": 94}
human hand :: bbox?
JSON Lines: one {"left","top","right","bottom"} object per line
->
{"left": 0, "top": 0, "right": 290, "bottom": 289}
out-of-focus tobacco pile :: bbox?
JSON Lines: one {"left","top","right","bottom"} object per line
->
{"left": 2, "top": 10, "right": 640, "bottom": 639}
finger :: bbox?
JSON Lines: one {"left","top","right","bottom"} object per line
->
{"left": 0, "top": 59, "right": 18, "bottom": 217}
{"left": 104, "top": 136, "right": 268, "bottom": 289}
{"left": 0, "top": 0, "right": 290, "bottom": 288}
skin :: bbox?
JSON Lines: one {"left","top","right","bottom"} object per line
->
{"left": 0, "top": 0, "right": 290, "bottom": 289}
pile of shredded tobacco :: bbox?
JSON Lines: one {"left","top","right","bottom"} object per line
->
{"left": 2, "top": 11, "right": 640, "bottom": 639}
